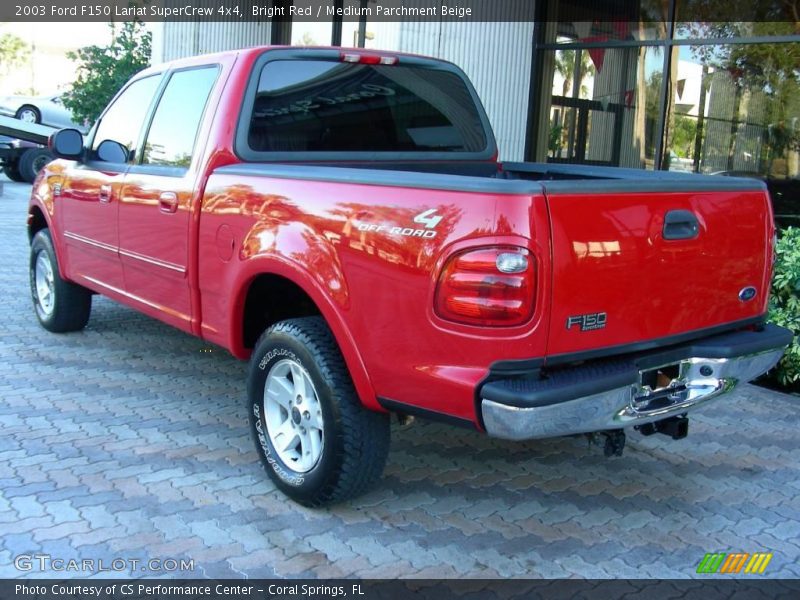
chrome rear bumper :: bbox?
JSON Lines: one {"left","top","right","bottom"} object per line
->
{"left": 480, "top": 325, "right": 791, "bottom": 441}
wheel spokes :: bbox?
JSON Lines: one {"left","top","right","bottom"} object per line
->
{"left": 290, "top": 363, "right": 308, "bottom": 400}
{"left": 274, "top": 419, "right": 299, "bottom": 453}
{"left": 266, "top": 376, "right": 294, "bottom": 409}
{"left": 263, "top": 358, "right": 325, "bottom": 474}
{"left": 34, "top": 253, "right": 55, "bottom": 314}
{"left": 307, "top": 430, "right": 322, "bottom": 466}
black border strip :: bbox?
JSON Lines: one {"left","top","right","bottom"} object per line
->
{"left": 214, "top": 163, "right": 544, "bottom": 195}
{"left": 487, "top": 315, "right": 767, "bottom": 374}
{"left": 544, "top": 315, "right": 767, "bottom": 367}
{"left": 503, "top": 162, "right": 768, "bottom": 193}
{"left": 378, "top": 397, "right": 477, "bottom": 429}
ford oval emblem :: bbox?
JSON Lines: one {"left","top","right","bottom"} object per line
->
{"left": 739, "top": 286, "right": 757, "bottom": 302}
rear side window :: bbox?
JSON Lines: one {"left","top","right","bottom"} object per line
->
{"left": 92, "top": 75, "right": 161, "bottom": 158}
{"left": 142, "top": 66, "right": 218, "bottom": 169}
{"left": 246, "top": 60, "right": 487, "bottom": 153}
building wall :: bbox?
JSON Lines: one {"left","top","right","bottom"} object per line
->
{"left": 393, "top": 19, "right": 535, "bottom": 161}
{"left": 150, "top": 21, "right": 271, "bottom": 64}
{"left": 153, "top": 8, "right": 536, "bottom": 161}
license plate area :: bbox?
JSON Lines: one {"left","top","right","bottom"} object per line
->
{"left": 632, "top": 363, "right": 688, "bottom": 412}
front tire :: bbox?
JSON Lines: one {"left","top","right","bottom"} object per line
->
{"left": 29, "top": 230, "right": 92, "bottom": 332}
{"left": 248, "top": 317, "right": 390, "bottom": 507}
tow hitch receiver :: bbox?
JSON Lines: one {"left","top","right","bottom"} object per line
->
{"left": 636, "top": 416, "right": 689, "bottom": 440}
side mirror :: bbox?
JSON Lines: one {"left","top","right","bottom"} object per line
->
{"left": 96, "top": 139, "right": 129, "bottom": 164}
{"left": 49, "top": 128, "right": 83, "bottom": 160}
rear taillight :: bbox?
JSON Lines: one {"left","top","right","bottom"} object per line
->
{"left": 435, "top": 246, "right": 535, "bottom": 327}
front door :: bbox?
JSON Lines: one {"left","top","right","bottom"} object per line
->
{"left": 59, "top": 75, "right": 162, "bottom": 293}
{"left": 117, "top": 66, "right": 219, "bottom": 331}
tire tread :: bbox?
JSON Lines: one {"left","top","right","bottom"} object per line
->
{"left": 252, "top": 316, "right": 390, "bottom": 506}
{"left": 30, "top": 230, "right": 91, "bottom": 333}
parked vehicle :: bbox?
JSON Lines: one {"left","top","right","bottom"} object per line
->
{"left": 28, "top": 47, "right": 792, "bottom": 506}
{"left": 0, "top": 136, "right": 53, "bottom": 183}
{"left": 0, "top": 93, "right": 82, "bottom": 130}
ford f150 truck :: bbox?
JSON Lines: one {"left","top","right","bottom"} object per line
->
{"left": 28, "top": 47, "right": 792, "bottom": 506}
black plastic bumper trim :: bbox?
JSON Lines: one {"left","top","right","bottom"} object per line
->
{"left": 544, "top": 315, "right": 767, "bottom": 367}
{"left": 378, "top": 397, "right": 477, "bottom": 429}
{"left": 480, "top": 323, "right": 792, "bottom": 410}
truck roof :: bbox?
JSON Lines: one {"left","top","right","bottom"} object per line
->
{"left": 137, "top": 45, "right": 457, "bottom": 77}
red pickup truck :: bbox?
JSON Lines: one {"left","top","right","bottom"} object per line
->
{"left": 28, "top": 47, "right": 791, "bottom": 506}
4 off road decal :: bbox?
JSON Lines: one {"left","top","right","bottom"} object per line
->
{"left": 413, "top": 209, "right": 443, "bottom": 229}
{"left": 356, "top": 209, "right": 443, "bottom": 238}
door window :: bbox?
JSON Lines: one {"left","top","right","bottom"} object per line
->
{"left": 141, "top": 67, "right": 219, "bottom": 169}
{"left": 92, "top": 75, "right": 161, "bottom": 161}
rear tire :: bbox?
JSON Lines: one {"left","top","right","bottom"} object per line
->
{"left": 18, "top": 148, "right": 53, "bottom": 183}
{"left": 248, "top": 316, "right": 390, "bottom": 507}
{"left": 29, "top": 229, "right": 92, "bottom": 332}
{"left": 3, "top": 162, "right": 25, "bottom": 182}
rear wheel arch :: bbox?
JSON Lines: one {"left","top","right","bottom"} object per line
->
{"left": 233, "top": 267, "right": 379, "bottom": 411}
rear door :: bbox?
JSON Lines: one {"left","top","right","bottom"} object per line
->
{"left": 59, "top": 75, "right": 161, "bottom": 291}
{"left": 543, "top": 182, "right": 773, "bottom": 359}
{"left": 117, "top": 65, "right": 220, "bottom": 331}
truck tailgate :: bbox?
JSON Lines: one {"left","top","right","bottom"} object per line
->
{"left": 543, "top": 185, "right": 773, "bottom": 359}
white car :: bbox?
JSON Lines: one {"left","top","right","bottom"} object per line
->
{"left": 0, "top": 93, "right": 84, "bottom": 130}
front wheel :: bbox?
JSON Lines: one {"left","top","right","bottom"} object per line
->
{"left": 248, "top": 317, "right": 390, "bottom": 506}
{"left": 29, "top": 230, "right": 92, "bottom": 332}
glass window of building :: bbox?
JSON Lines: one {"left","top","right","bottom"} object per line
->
{"left": 530, "top": 0, "right": 799, "bottom": 184}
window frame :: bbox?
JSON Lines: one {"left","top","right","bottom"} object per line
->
{"left": 130, "top": 64, "right": 222, "bottom": 178}
{"left": 234, "top": 48, "right": 498, "bottom": 163}
{"left": 85, "top": 72, "right": 165, "bottom": 173}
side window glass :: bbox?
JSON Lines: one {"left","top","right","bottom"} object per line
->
{"left": 142, "top": 67, "right": 218, "bottom": 169}
{"left": 92, "top": 75, "right": 161, "bottom": 161}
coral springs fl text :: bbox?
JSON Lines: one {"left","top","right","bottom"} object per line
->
{"left": 17, "top": 583, "right": 362, "bottom": 597}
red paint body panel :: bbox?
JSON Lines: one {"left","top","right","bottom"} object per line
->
{"left": 545, "top": 190, "right": 773, "bottom": 357}
{"left": 30, "top": 45, "right": 776, "bottom": 428}
{"left": 58, "top": 164, "right": 126, "bottom": 292}
{"left": 198, "top": 174, "right": 551, "bottom": 418}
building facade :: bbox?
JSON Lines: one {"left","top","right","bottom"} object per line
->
{"left": 151, "top": 0, "right": 799, "bottom": 179}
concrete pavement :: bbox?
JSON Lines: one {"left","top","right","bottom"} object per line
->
{"left": 1, "top": 175, "right": 798, "bottom": 579}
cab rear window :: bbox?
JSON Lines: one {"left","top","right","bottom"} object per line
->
{"left": 246, "top": 59, "right": 487, "bottom": 154}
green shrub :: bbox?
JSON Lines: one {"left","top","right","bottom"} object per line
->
{"left": 767, "top": 227, "right": 800, "bottom": 387}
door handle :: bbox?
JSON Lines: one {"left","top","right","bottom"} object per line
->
{"left": 663, "top": 210, "right": 699, "bottom": 240}
{"left": 99, "top": 184, "right": 112, "bottom": 203}
{"left": 159, "top": 192, "right": 179, "bottom": 214}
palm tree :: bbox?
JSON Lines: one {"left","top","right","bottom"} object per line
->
{"left": 554, "top": 49, "right": 595, "bottom": 98}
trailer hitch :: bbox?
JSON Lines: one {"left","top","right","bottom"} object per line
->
{"left": 636, "top": 416, "right": 689, "bottom": 440}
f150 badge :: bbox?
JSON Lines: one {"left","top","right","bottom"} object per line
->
{"left": 567, "top": 312, "right": 607, "bottom": 331}
{"left": 356, "top": 209, "right": 442, "bottom": 238}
